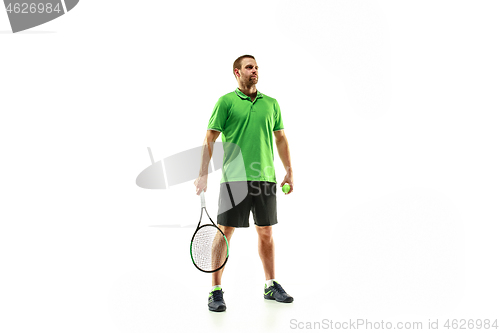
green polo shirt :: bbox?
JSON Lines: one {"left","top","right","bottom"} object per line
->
{"left": 207, "top": 88, "right": 284, "bottom": 183}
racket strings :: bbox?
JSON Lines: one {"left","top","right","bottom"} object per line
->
{"left": 191, "top": 225, "right": 228, "bottom": 272}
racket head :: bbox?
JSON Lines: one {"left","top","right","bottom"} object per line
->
{"left": 190, "top": 224, "right": 229, "bottom": 273}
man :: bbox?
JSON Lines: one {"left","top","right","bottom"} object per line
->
{"left": 193, "top": 55, "right": 294, "bottom": 312}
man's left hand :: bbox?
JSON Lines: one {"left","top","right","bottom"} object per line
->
{"left": 280, "top": 174, "right": 294, "bottom": 195}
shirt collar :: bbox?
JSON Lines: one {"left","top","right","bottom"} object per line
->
{"left": 235, "top": 88, "right": 263, "bottom": 101}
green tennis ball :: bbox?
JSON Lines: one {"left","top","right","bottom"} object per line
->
{"left": 282, "top": 184, "right": 291, "bottom": 193}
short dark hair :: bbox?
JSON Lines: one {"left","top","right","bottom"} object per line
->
{"left": 233, "top": 55, "right": 255, "bottom": 77}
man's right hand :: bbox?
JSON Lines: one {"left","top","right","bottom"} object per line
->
{"left": 194, "top": 175, "right": 208, "bottom": 195}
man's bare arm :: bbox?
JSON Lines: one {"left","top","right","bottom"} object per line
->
{"left": 274, "top": 129, "right": 294, "bottom": 194}
{"left": 194, "top": 130, "right": 220, "bottom": 195}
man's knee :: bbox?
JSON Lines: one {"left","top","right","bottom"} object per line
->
{"left": 256, "top": 225, "right": 273, "bottom": 242}
{"left": 218, "top": 225, "right": 235, "bottom": 238}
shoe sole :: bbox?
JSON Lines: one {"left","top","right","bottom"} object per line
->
{"left": 208, "top": 306, "right": 226, "bottom": 312}
{"left": 264, "top": 294, "right": 293, "bottom": 303}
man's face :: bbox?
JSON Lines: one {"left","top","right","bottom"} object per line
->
{"left": 237, "top": 58, "right": 259, "bottom": 85}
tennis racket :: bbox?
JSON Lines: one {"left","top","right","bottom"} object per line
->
{"left": 190, "top": 191, "right": 229, "bottom": 273}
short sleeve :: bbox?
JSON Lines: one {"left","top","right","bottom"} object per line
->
{"left": 273, "top": 99, "right": 284, "bottom": 131}
{"left": 207, "top": 97, "right": 228, "bottom": 132}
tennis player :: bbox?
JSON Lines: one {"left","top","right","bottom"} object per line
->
{"left": 194, "top": 55, "right": 294, "bottom": 312}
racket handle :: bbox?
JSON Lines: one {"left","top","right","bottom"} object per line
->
{"left": 200, "top": 190, "right": 206, "bottom": 208}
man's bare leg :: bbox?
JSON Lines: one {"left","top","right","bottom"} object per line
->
{"left": 255, "top": 225, "right": 275, "bottom": 280}
{"left": 212, "top": 225, "right": 235, "bottom": 286}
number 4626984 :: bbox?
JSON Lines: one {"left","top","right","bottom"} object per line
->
{"left": 6, "top": 3, "right": 62, "bottom": 14}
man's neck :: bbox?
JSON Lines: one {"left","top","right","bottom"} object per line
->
{"left": 237, "top": 84, "right": 257, "bottom": 99}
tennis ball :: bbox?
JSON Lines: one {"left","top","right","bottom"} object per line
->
{"left": 282, "top": 184, "right": 291, "bottom": 194}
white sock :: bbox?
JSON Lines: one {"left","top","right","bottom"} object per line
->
{"left": 265, "top": 279, "right": 276, "bottom": 288}
{"left": 211, "top": 285, "right": 222, "bottom": 292}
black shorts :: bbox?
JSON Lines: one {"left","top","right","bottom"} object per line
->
{"left": 217, "top": 181, "right": 278, "bottom": 228}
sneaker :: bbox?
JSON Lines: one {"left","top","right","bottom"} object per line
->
{"left": 264, "top": 281, "right": 294, "bottom": 303}
{"left": 208, "top": 287, "right": 226, "bottom": 312}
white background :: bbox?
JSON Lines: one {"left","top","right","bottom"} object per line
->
{"left": 1, "top": 1, "right": 499, "bottom": 332}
